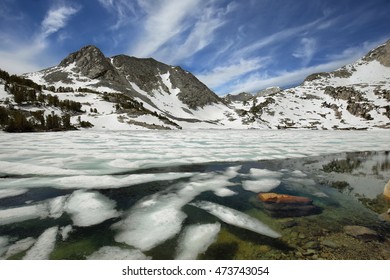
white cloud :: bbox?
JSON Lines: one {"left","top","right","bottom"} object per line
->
{"left": 98, "top": 0, "right": 137, "bottom": 29}
{"left": 212, "top": 39, "right": 387, "bottom": 95}
{"left": 41, "top": 5, "right": 80, "bottom": 38}
{"left": 232, "top": 18, "right": 324, "bottom": 60}
{"left": 196, "top": 57, "right": 267, "bottom": 89}
{"left": 155, "top": 2, "right": 235, "bottom": 64}
{"left": 293, "top": 37, "right": 317, "bottom": 66}
{"left": 131, "top": 0, "right": 202, "bottom": 58}
{"left": 0, "top": 4, "right": 80, "bottom": 74}
{"left": 223, "top": 58, "right": 354, "bottom": 94}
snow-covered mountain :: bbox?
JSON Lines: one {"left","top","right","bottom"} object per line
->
{"left": 23, "top": 45, "right": 246, "bottom": 130}
{"left": 0, "top": 40, "right": 390, "bottom": 131}
{"left": 226, "top": 39, "right": 390, "bottom": 130}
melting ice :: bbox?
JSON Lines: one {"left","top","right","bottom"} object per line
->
{"left": 190, "top": 201, "right": 281, "bottom": 238}
{"left": 1, "top": 130, "right": 389, "bottom": 259}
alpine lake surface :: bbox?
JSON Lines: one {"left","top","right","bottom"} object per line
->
{"left": 0, "top": 129, "right": 389, "bottom": 260}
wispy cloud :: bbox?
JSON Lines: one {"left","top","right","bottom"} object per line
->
{"left": 196, "top": 57, "right": 267, "bottom": 89}
{"left": 154, "top": 2, "right": 236, "bottom": 64}
{"left": 231, "top": 17, "right": 324, "bottom": 60}
{"left": 220, "top": 39, "right": 386, "bottom": 94}
{"left": 97, "top": 0, "right": 137, "bottom": 29}
{"left": 0, "top": 3, "right": 80, "bottom": 74}
{"left": 40, "top": 5, "right": 80, "bottom": 39}
{"left": 130, "top": 0, "right": 202, "bottom": 58}
{"left": 293, "top": 37, "right": 317, "bottom": 66}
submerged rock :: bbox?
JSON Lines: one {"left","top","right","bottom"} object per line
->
{"left": 384, "top": 180, "right": 390, "bottom": 200}
{"left": 343, "top": 225, "right": 380, "bottom": 242}
{"left": 257, "top": 193, "right": 321, "bottom": 218}
{"left": 258, "top": 193, "right": 312, "bottom": 204}
{"left": 379, "top": 209, "right": 390, "bottom": 222}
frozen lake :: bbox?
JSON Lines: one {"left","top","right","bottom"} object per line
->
{"left": 0, "top": 130, "right": 389, "bottom": 259}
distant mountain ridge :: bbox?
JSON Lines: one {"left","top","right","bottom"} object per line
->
{"left": 0, "top": 40, "right": 389, "bottom": 131}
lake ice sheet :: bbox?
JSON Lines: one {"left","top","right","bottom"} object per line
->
{"left": 0, "top": 130, "right": 389, "bottom": 259}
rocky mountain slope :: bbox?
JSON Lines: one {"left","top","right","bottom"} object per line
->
{"left": 226, "top": 39, "right": 390, "bottom": 129}
{"left": 0, "top": 40, "right": 389, "bottom": 131}
{"left": 19, "top": 45, "right": 247, "bottom": 130}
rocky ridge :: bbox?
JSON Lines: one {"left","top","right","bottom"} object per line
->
{"left": 0, "top": 39, "right": 389, "bottom": 131}
{"left": 227, "top": 39, "right": 390, "bottom": 130}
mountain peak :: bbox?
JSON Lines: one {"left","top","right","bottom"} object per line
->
{"left": 59, "top": 45, "right": 116, "bottom": 80}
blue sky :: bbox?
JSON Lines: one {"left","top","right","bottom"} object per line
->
{"left": 0, "top": 0, "right": 389, "bottom": 95}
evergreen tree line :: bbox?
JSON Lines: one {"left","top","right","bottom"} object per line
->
{"left": 6, "top": 84, "right": 82, "bottom": 112}
{"left": 0, "top": 69, "right": 42, "bottom": 91}
{"left": 0, "top": 68, "right": 92, "bottom": 132}
{"left": 0, "top": 108, "right": 77, "bottom": 132}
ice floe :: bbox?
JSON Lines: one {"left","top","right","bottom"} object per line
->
{"left": 0, "top": 236, "right": 8, "bottom": 257}
{"left": 0, "top": 204, "right": 49, "bottom": 226}
{"left": 23, "top": 226, "right": 58, "bottom": 260}
{"left": 249, "top": 168, "right": 282, "bottom": 179}
{"left": 242, "top": 179, "right": 281, "bottom": 193}
{"left": 242, "top": 168, "right": 282, "bottom": 193}
{"left": 0, "top": 188, "right": 28, "bottom": 199}
{"left": 4, "top": 237, "right": 35, "bottom": 259}
{"left": 60, "top": 225, "right": 73, "bottom": 241}
{"left": 87, "top": 246, "right": 151, "bottom": 260}
{"left": 175, "top": 223, "right": 221, "bottom": 260}
{"left": 113, "top": 193, "right": 187, "bottom": 251}
{"left": 0, "top": 172, "right": 195, "bottom": 190}
{"left": 64, "top": 190, "right": 120, "bottom": 227}
{"left": 190, "top": 201, "right": 281, "bottom": 238}
{"left": 113, "top": 166, "right": 241, "bottom": 251}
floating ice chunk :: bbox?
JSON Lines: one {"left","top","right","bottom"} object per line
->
{"left": 190, "top": 201, "right": 281, "bottom": 238}
{"left": 64, "top": 190, "right": 120, "bottom": 227}
{"left": 313, "top": 191, "right": 328, "bottom": 198}
{"left": 0, "top": 204, "right": 49, "bottom": 225}
{"left": 214, "top": 188, "right": 237, "bottom": 197}
{"left": 178, "top": 166, "right": 240, "bottom": 199}
{"left": 114, "top": 166, "right": 241, "bottom": 251}
{"left": 60, "top": 225, "right": 73, "bottom": 241}
{"left": 2, "top": 172, "right": 195, "bottom": 190}
{"left": 291, "top": 170, "right": 307, "bottom": 177}
{"left": 87, "top": 246, "right": 151, "bottom": 260}
{"left": 242, "top": 179, "right": 281, "bottom": 193}
{"left": 175, "top": 223, "right": 220, "bottom": 260}
{"left": 114, "top": 200, "right": 187, "bottom": 251}
{"left": 0, "top": 236, "right": 9, "bottom": 257}
{"left": 48, "top": 195, "right": 68, "bottom": 218}
{"left": 0, "top": 188, "right": 28, "bottom": 199}
{"left": 23, "top": 226, "right": 58, "bottom": 260}
{"left": 4, "top": 237, "right": 35, "bottom": 259}
{"left": 0, "top": 161, "right": 81, "bottom": 176}
{"left": 249, "top": 168, "right": 282, "bottom": 179}
{"left": 0, "top": 195, "right": 70, "bottom": 225}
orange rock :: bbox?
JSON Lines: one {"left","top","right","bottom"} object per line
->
{"left": 384, "top": 180, "right": 390, "bottom": 201}
{"left": 258, "top": 193, "right": 312, "bottom": 204}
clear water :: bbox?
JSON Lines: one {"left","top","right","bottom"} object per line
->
{"left": 0, "top": 130, "right": 389, "bottom": 260}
